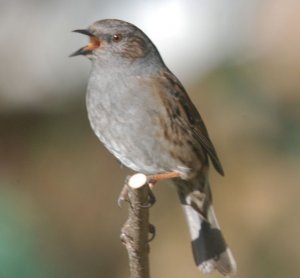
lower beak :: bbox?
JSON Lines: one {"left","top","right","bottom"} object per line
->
{"left": 69, "top": 46, "right": 92, "bottom": 57}
{"left": 70, "top": 29, "right": 101, "bottom": 57}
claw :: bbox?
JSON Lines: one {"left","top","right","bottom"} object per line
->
{"left": 118, "top": 183, "right": 130, "bottom": 207}
{"left": 139, "top": 188, "right": 156, "bottom": 208}
{"left": 148, "top": 224, "right": 156, "bottom": 242}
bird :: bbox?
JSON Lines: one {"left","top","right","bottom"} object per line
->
{"left": 70, "top": 19, "right": 236, "bottom": 275}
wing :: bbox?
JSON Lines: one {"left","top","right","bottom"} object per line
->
{"left": 158, "top": 70, "right": 224, "bottom": 176}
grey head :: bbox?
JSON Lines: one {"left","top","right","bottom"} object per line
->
{"left": 70, "top": 19, "right": 164, "bottom": 70}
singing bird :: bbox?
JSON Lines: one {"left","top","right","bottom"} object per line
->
{"left": 71, "top": 19, "right": 236, "bottom": 275}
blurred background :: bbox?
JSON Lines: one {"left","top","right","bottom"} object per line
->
{"left": 0, "top": 0, "right": 299, "bottom": 277}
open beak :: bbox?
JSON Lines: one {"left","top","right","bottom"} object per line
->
{"left": 70, "top": 29, "right": 101, "bottom": 57}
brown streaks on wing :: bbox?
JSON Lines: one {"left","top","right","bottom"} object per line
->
{"left": 156, "top": 70, "right": 224, "bottom": 176}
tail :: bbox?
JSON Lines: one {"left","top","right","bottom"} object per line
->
{"left": 174, "top": 176, "right": 237, "bottom": 275}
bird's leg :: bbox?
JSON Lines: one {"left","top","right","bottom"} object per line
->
{"left": 147, "top": 171, "right": 181, "bottom": 184}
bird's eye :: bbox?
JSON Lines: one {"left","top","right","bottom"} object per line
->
{"left": 112, "top": 33, "right": 122, "bottom": 42}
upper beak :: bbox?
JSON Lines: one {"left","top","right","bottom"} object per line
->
{"left": 72, "top": 29, "right": 94, "bottom": 36}
{"left": 69, "top": 29, "right": 101, "bottom": 57}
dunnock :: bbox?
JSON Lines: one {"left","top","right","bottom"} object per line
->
{"left": 71, "top": 19, "right": 236, "bottom": 275}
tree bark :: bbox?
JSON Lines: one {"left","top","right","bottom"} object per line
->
{"left": 120, "top": 173, "right": 151, "bottom": 278}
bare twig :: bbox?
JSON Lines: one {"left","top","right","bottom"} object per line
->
{"left": 120, "top": 173, "right": 151, "bottom": 278}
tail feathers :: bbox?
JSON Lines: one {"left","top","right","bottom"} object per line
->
{"left": 182, "top": 204, "right": 237, "bottom": 275}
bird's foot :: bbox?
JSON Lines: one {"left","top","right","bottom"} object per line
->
{"left": 117, "top": 175, "right": 156, "bottom": 207}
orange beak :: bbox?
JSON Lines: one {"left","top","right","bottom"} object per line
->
{"left": 70, "top": 29, "right": 101, "bottom": 57}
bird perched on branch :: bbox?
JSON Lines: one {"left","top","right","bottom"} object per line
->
{"left": 71, "top": 19, "right": 236, "bottom": 275}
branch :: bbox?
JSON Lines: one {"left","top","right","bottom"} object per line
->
{"left": 120, "top": 173, "right": 151, "bottom": 278}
